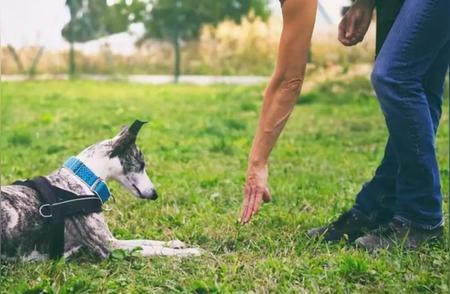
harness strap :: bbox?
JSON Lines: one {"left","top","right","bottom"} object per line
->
{"left": 13, "top": 177, "right": 102, "bottom": 259}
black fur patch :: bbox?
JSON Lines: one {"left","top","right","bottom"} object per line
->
{"left": 118, "top": 145, "right": 145, "bottom": 174}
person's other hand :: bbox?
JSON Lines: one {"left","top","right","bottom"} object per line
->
{"left": 339, "top": 0, "right": 375, "bottom": 46}
{"left": 240, "top": 163, "right": 272, "bottom": 224}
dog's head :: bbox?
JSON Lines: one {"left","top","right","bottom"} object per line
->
{"left": 106, "top": 120, "right": 157, "bottom": 200}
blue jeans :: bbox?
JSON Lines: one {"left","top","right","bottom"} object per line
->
{"left": 354, "top": 0, "right": 450, "bottom": 229}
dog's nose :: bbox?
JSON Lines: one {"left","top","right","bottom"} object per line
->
{"left": 149, "top": 190, "right": 158, "bottom": 200}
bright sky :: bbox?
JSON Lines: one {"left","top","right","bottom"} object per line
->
{"left": 1, "top": 0, "right": 70, "bottom": 50}
{"left": 0, "top": 0, "right": 350, "bottom": 52}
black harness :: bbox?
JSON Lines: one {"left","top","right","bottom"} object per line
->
{"left": 14, "top": 177, "right": 103, "bottom": 259}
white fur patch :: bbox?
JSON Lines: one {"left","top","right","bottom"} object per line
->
{"left": 23, "top": 250, "right": 48, "bottom": 261}
{"left": 5, "top": 204, "right": 19, "bottom": 230}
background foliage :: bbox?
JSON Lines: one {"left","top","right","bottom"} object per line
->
{"left": 2, "top": 15, "right": 375, "bottom": 76}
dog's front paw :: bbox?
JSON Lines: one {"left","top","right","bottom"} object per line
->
{"left": 180, "top": 247, "right": 203, "bottom": 257}
{"left": 166, "top": 240, "right": 187, "bottom": 249}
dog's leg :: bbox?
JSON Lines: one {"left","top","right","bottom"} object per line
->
{"left": 139, "top": 246, "right": 202, "bottom": 257}
{"left": 113, "top": 239, "right": 187, "bottom": 249}
{"left": 66, "top": 214, "right": 201, "bottom": 258}
{"left": 65, "top": 213, "right": 114, "bottom": 259}
{"left": 111, "top": 239, "right": 202, "bottom": 257}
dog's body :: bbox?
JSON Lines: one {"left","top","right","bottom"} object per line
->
{"left": 1, "top": 121, "right": 201, "bottom": 261}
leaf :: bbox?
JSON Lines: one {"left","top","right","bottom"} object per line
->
{"left": 110, "top": 249, "right": 126, "bottom": 260}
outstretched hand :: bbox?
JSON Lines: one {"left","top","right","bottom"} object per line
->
{"left": 338, "top": 0, "right": 375, "bottom": 46}
{"left": 240, "top": 163, "right": 272, "bottom": 224}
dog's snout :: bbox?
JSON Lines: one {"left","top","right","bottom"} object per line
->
{"left": 132, "top": 184, "right": 157, "bottom": 200}
{"left": 149, "top": 190, "right": 158, "bottom": 200}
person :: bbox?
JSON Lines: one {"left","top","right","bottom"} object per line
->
{"left": 242, "top": 0, "right": 450, "bottom": 252}
{"left": 240, "top": 0, "right": 317, "bottom": 224}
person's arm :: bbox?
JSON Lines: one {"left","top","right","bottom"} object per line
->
{"left": 339, "top": 0, "right": 375, "bottom": 46}
{"left": 240, "top": 0, "right": 317, "bottom": 224}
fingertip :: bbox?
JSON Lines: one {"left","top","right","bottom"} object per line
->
{"left": 340, "top": 39, "right": 351, "bottom": 46}
{"left": 338, "top": 36, "right": 348, "bottom": 44}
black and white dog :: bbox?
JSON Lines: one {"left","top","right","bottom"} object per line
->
{"left": 1, "top": 121, "right": 201, "bottom": 261}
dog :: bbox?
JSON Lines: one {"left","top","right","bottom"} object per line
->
{"left": 1, "top": 120, "right": 201, "bottom": 261}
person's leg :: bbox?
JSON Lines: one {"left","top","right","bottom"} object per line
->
{"left": 369, "top": 0, "right": 449, "bottom": 229}
{"left": 422, "top": 41, "right": 449, "bottom": 133}
{"left": 375, "top": 0, "right": 405, "bottom": 57}
{"left": 355, "top": 0, "right": 449, "bottom": 251}
{"left": 353, "top": 140, "right": 396, "bottom": 221}
{"left": 355, "top": 41, "right": 450, "bottom": 221}
{"left": 308, "top": 0, "right": 449, "bottom": 242}
{"left": 352, "top": 0, "right": 404, "bottom": 221}
{"left": 354, "top": 40, "right": 449, "bottom": 253}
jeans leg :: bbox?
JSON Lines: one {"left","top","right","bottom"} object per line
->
{"left": 423, "top": 41, "right": 449, "bottom": 133}
{"left": 354, "top": 138, "right": 397, "bottom": 221}
{"left": 371, "top": 0, "right": 449, "bottom": 228}
{"left": 354, "top": 42, "right": 450, "bottom": 221}
{"left": 375, "top": 0, "right": 405, "bottom": 56}
{"left": 353, "top": 0, "right": 404, "bottom": 221}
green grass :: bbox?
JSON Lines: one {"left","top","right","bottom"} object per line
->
{"left": 1, "top": 79, "right": 448, "bottom": 293}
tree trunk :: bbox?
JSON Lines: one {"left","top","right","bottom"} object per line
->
{"left": 28, "top": 46, "right": 45, "bottom": 77}
{"left": 69, "top": 41, "right": 76, "bottom": 77}
{"left": 68, "top": 0, "right": 76, "bottom": 78}
{"left": 173, "top": 0, "right": 181, "bottom": 83}
{"left": 7, "top": 45, "right": 25, "bottom": 74}
{"left": 173, "top": 38, "right": 181, "bottom": 83}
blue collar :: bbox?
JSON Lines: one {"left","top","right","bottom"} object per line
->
{"left": 63, "top": 157, "right": 111, "bottom": 203}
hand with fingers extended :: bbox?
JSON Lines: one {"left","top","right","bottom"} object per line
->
{"left": 240, "top": 163, "right": 272, "bottom": 224}
{"left": 339, "top": 0, "right": 375, "bottom": 46}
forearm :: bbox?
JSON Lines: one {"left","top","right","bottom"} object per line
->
{"left": 248, "top": 0, "right": 317, "bottom": 167}
{"left": 248, "top": 75, "right": 302, "bottom": 167}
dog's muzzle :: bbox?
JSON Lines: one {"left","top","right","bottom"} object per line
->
{"left": 133, "top": 184, "right": 158, "bottom": 200}
{"left": 148, "top": 190, "right": 158, "bottom": 200}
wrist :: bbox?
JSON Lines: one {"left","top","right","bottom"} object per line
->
{"left": 248, "top": 158, "right": 267, "bottom": 169}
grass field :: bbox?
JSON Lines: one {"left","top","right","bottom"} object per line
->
{"left": 1, "top": 78, "right": 448, "bottom": 293}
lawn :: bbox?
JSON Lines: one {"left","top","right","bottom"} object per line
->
{"left": 1, "top": 78, "right": 448, "bottom": 293}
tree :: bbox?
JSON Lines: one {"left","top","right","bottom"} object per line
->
{"left": 7, "top": 45, "right": 45, "bottom": 77}
{"left": 139, "top": 0, "right": 270, "bottom": 82}
{"left": 62, "top": 0, "right": 270, "bottom": 80}
{"left": 62, "top": 0, "right": 144, "bottom": 76}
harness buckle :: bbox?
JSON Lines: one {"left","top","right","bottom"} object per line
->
{"left": 39, "top": 204, "right": 53, "bottom": 218}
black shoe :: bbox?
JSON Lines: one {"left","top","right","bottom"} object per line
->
{"left": 355, "top": 218, "right": 444, "bottom": 252}
{"left": 307, "top": 209, "right": 387, "bottom": 242}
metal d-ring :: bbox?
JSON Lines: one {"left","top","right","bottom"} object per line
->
{"left": 39, "top": 204, "right": 53, "bottom": 218}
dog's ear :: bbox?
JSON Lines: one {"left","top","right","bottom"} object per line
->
{"left": 109, "top": 120, "right": 147, "bottom": 158}
{"left": 129, "top": 120, "right": 147, "bottom": 137}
